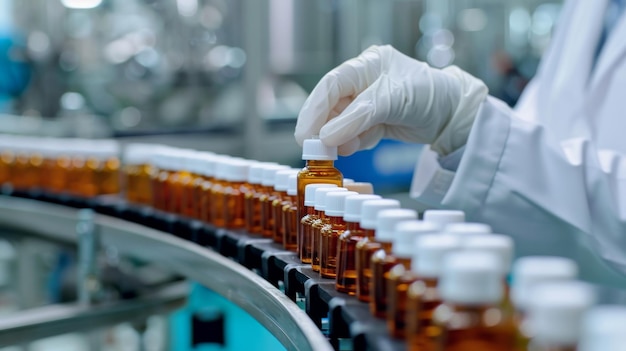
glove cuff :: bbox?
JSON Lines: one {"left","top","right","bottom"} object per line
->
{"left": 430, "top": 66, "right": 488, "bottom": 157}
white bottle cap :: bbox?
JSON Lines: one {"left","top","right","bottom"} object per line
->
{"left": 360, "top": 199, "right": 401, "bottom": 230}
{"left": 198, "top": 153, "right": 218, "bottom": 178}
{"left": 304, "top": 184, "right": 337, "bottom": 206}
{"left": 274, "top": 169, "right": 300, "bottom": 191}
{"left": 325, "top": 191, "right": 359, "bottom": 217}
{"left": 248, "top": 162, "right": 279, "bottom": 184}
{"left": 527, "top": 281, "right": 596, "bottom": 346}
{"left": 391, "top": 220, "right": 440, "bottom": 257}
{"left": 344, "top": 182, "right": 374, "bottom": 194}
{"left": 374, "top": 209, "right": 418, "bottom": 242}
{"left": 314, "top": 187, "right": 348, "bottom": 211}
{"left": 214, "top": 157, "right": 233, "bottom": 180}
{"left": 412, "top": 234, "right": 463, "bottom": 277}
{"left": 262, "top": 165, "right": 290, "bottom": 186}
{"left": 444, "top": 223, "right": 492, "bottom": 238}
{"left": 439, "top": 251, "right": 503, "bottom": 305}
{"left": 302, "top": 138, "right": 337, "bottom": 161}
{"left": 124, "top": 143, "right": 162, "bottom": 165}
{"left": 343, "top": 178, "right": 355, "bottom": 185}
{"left": 511, "top": 256, "right": 578, "bottom": 311}
{"left": 463, "top": 234, "right": 514, "bottom": 275}
{"left": 186, "top": 152, "right": 213, "bottom": 175}
{"left": 579, "top": 306, "right": 626, "bottom": 351}
{"left": 343, "top": 194, "right": 382, "bottom": 223}
{"left": 423, "top": 210, "right": 465, "bottom": 228}
{"left": 287, "top": 174, "right": 298, "bottom": 196}
{"left": 225, "top": 161, "right": 250, "bottom": 182}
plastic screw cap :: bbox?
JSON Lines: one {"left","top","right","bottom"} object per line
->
{"left": 325, "top": 191, "right": 359, "bottom": 217}
{"left": 314, "top": 187, "right": 348, "bottom": 211}
{"left": 527, "top": 281, "right": 596, "bottom": 346}
{"left": 439, "top": 251, "right": 503, "bottom": 305}
{"left": 412, "top": 234, "right": 463, "bottom": 277}
{"left": 463, "top": 234, "right": 515, "bottom": 275}
{"left": 344, "top": 182, "right": 374, "bottom": 194}
{"left": 262, "top": 165, "right": 290, "bottom": 186}
{"left": 287, "top": 174, "right": 298, "bottom": 196}
{"left": 423, "top": 210, "right": 465, "bottom": 228}
{"left": 225, "top": 161, "right": 250, "bottom": 182}
{"left": 578, "top": 306, "right": 626, "bottom": 351}
{"left": 391, "top": 220, "right": 441, "bottom": 257}
{"left": 343, "top": 194, "right": 382, "bottom": 223}
{"left": 445, "top": 222, "right": 492, "bottom": 236}
{"left": 198, "top": 153, "right": 218, "bottom": 178}
{"left": 343, "top": 178, "right": 355, "bottom": 184}
{"left": 304, "top": 184, "right": 338, "bottom": 206}
{"left": 248, "top": 162, "right": 279, "bottom": 184}
{"left": 374, "top": 209, "right": 419, "bottom": 242}
{"left": 511, "top": 256, "right": 578, "bottom": 311}
{"left": 214, "top": 157, "right": 233, "bottom": 180}
{"left": 274, "top": 169, "right": 300, "bottom": 191}
{"left": 301, "top": 138, "right": 337, "bottom": 161}
{"left": 124, "top": 143, "right": 162, "bottom": 165}
{"left": 360, "top": 199, "right": 402, "bottom": 230}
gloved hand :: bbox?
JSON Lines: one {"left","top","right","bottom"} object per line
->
{"left": 294, "top": 45, "right": 488, "bottom": 156}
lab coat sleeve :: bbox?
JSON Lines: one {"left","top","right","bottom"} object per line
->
{"left": 412, "top": 95, "right": 626, "bottom": 284}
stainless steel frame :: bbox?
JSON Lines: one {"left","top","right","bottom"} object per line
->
{"left": 0, "top": 195, "right": 332, "bottom": 351}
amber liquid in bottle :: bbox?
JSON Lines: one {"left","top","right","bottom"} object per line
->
{"left": 210, "top": 178, "right": 227, "bottom": 227}
{"left": 386, "top": 265, "right": 419, "bottom": 338}
{"left": 244, "top": 183, "right": 264, "bottom": 234}
{"left": 223, "top": 181, "right": 250, "bottom": 229}
{"left": 371, "top": 249, "right": 408, "bottom": 318}
{"left": 296, "top": 160, "right": 342, "bottom": 257}
{"left": 335, "top": 221, "right": 366, "bottom": 294}
{"left": 260, "top": 187, "right": 280, "bottom": 238}
{"left": 281, "top": 194, "right": 298, "bottom": 251}
{"left": 200, "top": 177, "right": 214, "bottom": 224}
{"left": 356, "top": 237, "right": 388, "bottom": 302}
{"left": 97, "top": 156, "right": 120, "bottom": 195}
{"left": 190, "top": 173, "right": 207, "bottom": 220}
{"left": 433, "top": 304, "right": 516, "bottom": 351}
{"left": 406, "top": 278, "right": 442, "bottom": 351}
{"left": 320, "top": 215, "right": 345, "bottom": 278}
{"left": 310, "top": 210, "right": 329, "bottom": 272}
{"left": 73, "top": 156, "right": 99, "bottom": 197}
{"left": 272, "top": 190, "right": 288, "bottom": 243}
{"left": 181, "top": 171, "right": 200, "bottom": 218}
{"left": 299, "top": 205, "right": 317, "bottom": 263}
{"left": 169, "top": 168, "right": 192, "bottom": 215}
{"left": 0, "top": 150, "right": 14, "bottom": 186}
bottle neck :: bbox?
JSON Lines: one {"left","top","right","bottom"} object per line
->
{"left": 346, "top": 221, "right": 361, "bottom": 231}
{"left": 305, "top": 160, "right": 336, "bottom": 168}
{"left": 327, "top": 215, "right": 346, "bottom": 227}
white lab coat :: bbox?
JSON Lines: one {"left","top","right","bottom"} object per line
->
{"left": 411, "top": 0, "right": 626, "bottom": 286}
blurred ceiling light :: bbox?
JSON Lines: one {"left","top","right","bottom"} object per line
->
{"left": 60, "top": 0, "right": 102, "bottom": 9}
{"left": 27, "top": 31, "right": 50, "bottom": 55}
{"left": 419, "top": 12, "right": 443, "bottom": 34}
{"left": 60, "top": 92, "right": 85, "bottom": 111}
{"left": 509, "top": 7, "right": 531, "bottom": 33}
{"left": 457, "top": 8, "right": 487, "bottom": 32}
{"left": 104, "top": 39, "right": 134, "bottom": 64}
{"left": 177, "top": 0, "right": 198, "bottom": 17}
{"left": 427, "top": 46, "right": 455, "bottom": 68}
{"left": 205, "top": 45, "right": 230, "bottom": 69}
{"left": 432, "top": 29, "right": 454, "bottom": 47}
{"left": 226, "top": 47, "right": 246, "bottom": 69}
{"left": 200, "top": 5, "right": 223, "bottom": 30}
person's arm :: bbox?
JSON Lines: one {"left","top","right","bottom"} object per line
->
{"left": 438, "top": 96, "right": 626, "bottom": 284}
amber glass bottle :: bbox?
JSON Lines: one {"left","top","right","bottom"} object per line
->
{"left": 93, "top": 140, "right": 121, "bottom": 196}
{"left": 0, "top": 137, "right": 15, "bottom": 186}
{"left": 260, "top": 165, "right": 290, "bottom": 237}
{"left": 149, "top": 148, "right": 174, "bottom": 211}
{"left": 271, "top": 169, "right": 299, "bottom": 243}
{"left": 335, "top": 194, "right": 381, "bottom": 294}
{"left": 354, "top": 199, "right": 401, "bottom": 302}
{"left": 370, "top": 208, "right": 420, "bottom": 318}
{"left": 13, "top": 141, "right": 43, "bottom": 191}
{"left": 310, "top": 187, "right": 347, "bottom": 272}
{"left": 521, "top": 282, "right": 595, "bottom": 351}
{"left": 319, "top": 191, "right": 357, "bottom": 278}
{"left": 299, "top": 183, "right": 337, "bottom": 263}
{"left": 244, "top": 162, "right": 278, "bottom": 234}
{"left": 123, "top": 144, "right": 157, "bottom": 204}
{"left": 49, "top": 140, "right": 71, "bottom": 194}
{"left": 433, "top": 251, "right": 516, "bottom": 351}
{"left": 282, "top": 174, "right": 299, "bottom": 251}
{"left": 68, "top": 140, "right": 98, "bottom": 197}
{"left": 38, "top": 140, "right": 57, "bottom": 192}
{"left": 371, "top": 219, "right": 439, "bottom": 319}
{"left": 190, "top": 153, "right": 214, "bottom": 220}
{"left": 511, "top": 259, "right": 579, "bottom": 351}
{"left": 210, "top": 157, "right": 233, "bottom": 228}
{"left": 198, "top": 154, "right": 219, "bottom": 224}
{"left": 178, "top": 151, "right": 201, "bottom": 218}
{"left": 297, "top": 138, "right": 342, "bottom": 256}
{"left": 399, "top": 234, "right": 461, "bottom": 344}
{"left": 223, "top": 161, "right": 252, "bottom": 229}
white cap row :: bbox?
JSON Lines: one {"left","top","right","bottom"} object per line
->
{"left": 0, "top": 135, "right": 120, "bottom": 159}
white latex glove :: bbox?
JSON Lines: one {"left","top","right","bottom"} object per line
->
{"left": 294, "top": 45, "right": 488, "bottom": 156}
